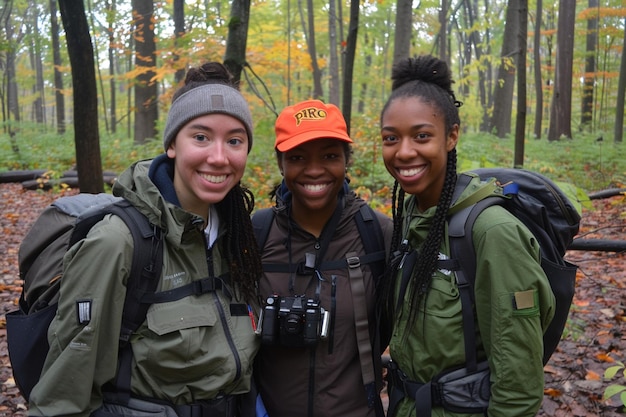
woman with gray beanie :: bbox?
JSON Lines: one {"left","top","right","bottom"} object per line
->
{"left": 29, "top": 62, "right": 263, "bottom": 417}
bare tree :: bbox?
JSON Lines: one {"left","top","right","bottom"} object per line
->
{"left": 438, "top": 0, "right": 449, "bottom": 64}
{"left": 490, "top": 0, "right": 519, "bottom": 138}
{"left": 224, "top": 0, "right": 250, "bottom": 84}
{"left": 342, "top": 0, "right": 359, "bottom": 133}
{"left": 328, "top": 0, "right": 340, "bottom": 105}
{"left": 58, "top": 0, "right": 104, "bottom": 193}
{"left": 30, "top": 4, "right": 45, "bottom": 125}
{"left": 532, "top": 0, "right": 543, "bottom": 139}
{"left": 50, "top": 0, "right": 65, "bottom": 134}
{"left": 298, "top": 0, "right": 323, "bottom": 99}
{"left": 614, "top": 16, "right": 626, "bottom": 143}
{"left": 393, "top": 0, "right": 412, "bottom": 66}
{"left": 547, "top": 0, "right": 575, "bottom": 141}
{"left": 581, "top": 0, "right": 598, "bottom": 131}
{"left": 173, "top": 0, "right": 186, "bottom": 84}
{"left": 131, "top": 0, "right": 158, "bottom": 145}
{"left": 105, "top": 0, "right": 117, "bottom": 134}
{"left": 514, "top": 0, "right": 527, "bottom": 167}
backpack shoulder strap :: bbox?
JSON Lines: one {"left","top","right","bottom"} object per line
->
{"left": 105, "top": 199, "right": 164, "bottom": 344}
{"left": 447, "top": 178, "right": 503, "bottom": 372}
{"left": 252, "top": 208, "right": 275, "bottom": 251}
{"left": 100, "top": 199, "right": 164, "bottom": 401}
{"left": 354, "top": 205, "right": 386, "bottom": 282}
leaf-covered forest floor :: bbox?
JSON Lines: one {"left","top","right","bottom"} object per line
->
{"left": 0, "top": 182, "right": 624, "bottom": 416}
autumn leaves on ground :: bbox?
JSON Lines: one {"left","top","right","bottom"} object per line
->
{"left": 0, "top": 182, "right": 624, "bottom": 416}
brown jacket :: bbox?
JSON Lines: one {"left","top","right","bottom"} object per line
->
{"left": 255, "top": 191, "right": 393, "bottom": 417}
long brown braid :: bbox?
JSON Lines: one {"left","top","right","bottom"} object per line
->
{"left": 175, "top": 62, "right": 262, "bottom": 306}
{"left": 380, "top": 55, "right": 463, "bottom": 337}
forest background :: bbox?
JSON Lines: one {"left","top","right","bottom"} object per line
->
{"left": 0, "top": 0, "right": 624, "bottom": 203}
{"left": 0, "top": 0, "right": 625, "bottom": 415}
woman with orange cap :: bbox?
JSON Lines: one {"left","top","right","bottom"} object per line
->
{"left": 252, "top": 99, "right": 393, "bottom": 417}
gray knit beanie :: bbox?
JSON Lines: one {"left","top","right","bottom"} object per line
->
{"left": 163, "top": 83, "right": 254, "bottom": 152}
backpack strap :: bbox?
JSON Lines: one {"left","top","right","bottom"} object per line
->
{"left": 101, "top": 199, "right": 164, "bottom": 402}
{"left": 258, "top": 205, "right": 386, "bottom": 275}
{"left": 354, "top": 205, "right": 386, "bottom": 284}
{"left": 252, "top": 208, "right": 275, "bottom": 251}
{"left": 447, "top": 176, "right": 503, "bottom": 373}
{"left": 346, "top": 251, "right": 383, "bottom": 415}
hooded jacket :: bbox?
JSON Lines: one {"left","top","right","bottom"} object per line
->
{"left": 29, "top": 155, "right": 259, "bottom": 416}
{"left": 255, "top": 185, "right": 393, "bottom": 417}
{"left": 388, "top": 174, "right": 555, "bottom": 417}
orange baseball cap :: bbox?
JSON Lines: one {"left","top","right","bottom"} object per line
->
{"left": 274, "top": 99, "right": 353, "bottom": 152}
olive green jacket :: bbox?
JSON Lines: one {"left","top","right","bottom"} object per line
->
{"left": 389, "top": 174, "right": 555, "bottom": 417}
{"left": 29, "top": 158, "right": 259, "bottom": 416}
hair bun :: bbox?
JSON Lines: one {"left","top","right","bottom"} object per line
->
{"left": 184, "top": 62, "right": 233, "bottom": 85}
{"left": 391, "top": 55, "right": 453, "bottom": 92}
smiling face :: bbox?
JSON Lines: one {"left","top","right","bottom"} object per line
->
{"left": 278, "top": 138, "right": 348, "bottom": 221}
{"left": 381, "top": 96, "right": 458, "bottom": 211}
{"left": 166, "top": 113, "right": 249, "bottom": 217}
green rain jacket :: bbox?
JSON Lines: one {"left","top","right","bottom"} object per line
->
{"left": 388, "top": 174, "right": 555, "bottom": 417}
{"left": 29, "top": 158, "right": 259, "bottom": 416}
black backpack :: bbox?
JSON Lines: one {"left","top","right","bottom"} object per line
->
{"left": 6, "top": 193, "right": 164, "bottom": 401}
{"left": 399, "top": 168, "right": 580, "bottom": 372}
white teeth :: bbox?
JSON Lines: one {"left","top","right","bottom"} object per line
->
{"left": 304, "top": 184, "right": 328, "bottom": 192}
{"left": 399, "top": 167, "right": 424, "bottom": 177}
{"left": 201, "top": 174, "right": 227, "bottom": 183}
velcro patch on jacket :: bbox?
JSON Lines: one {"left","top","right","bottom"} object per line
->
{"left": 76, "top": 299, "right": 92, "bottom": 325}
{"left": 513, "top": 290, "right": 535, "bottom": 310}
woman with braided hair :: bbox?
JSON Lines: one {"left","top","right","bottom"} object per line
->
{"left": 379, "top": 55, "right": 555, "bottom": 417}
{"left": 29, "top": 62, "right": 263, "bottom": 416}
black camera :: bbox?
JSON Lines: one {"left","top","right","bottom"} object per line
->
{"left": 257, "top": 295, "right": 329, "bottom": 347}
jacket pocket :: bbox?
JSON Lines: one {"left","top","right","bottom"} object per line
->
{"left": 422, "top": 275, "right": 461, "bottom": 319}
{"left": 146, "top": 300, "right": 217, "bottom": 336}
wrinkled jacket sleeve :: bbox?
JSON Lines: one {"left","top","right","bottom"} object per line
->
{"left": 472, "top": 206, "right": 555, "bottom": 417}
{"left": 29, "top": 215, "right": 133, "bottom": 417}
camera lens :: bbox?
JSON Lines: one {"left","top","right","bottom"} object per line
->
{"left": 284, "top": 313, "right": 303, "bottom": 334}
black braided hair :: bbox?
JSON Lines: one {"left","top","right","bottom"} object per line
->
{"left": 216, "top": 185, "right": 263, "bottom": 306}
{"left": 175, "top": 62, "right": 262, "bottom": 306}
{"left": 380, "top": 55, "right": 462, "bottom": 338}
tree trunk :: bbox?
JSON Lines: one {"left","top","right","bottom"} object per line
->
{"left": 328, "top": 0, "right": 340, "bottom": 105}
{"left": 513, "top": 0, "right": 527, "bottom": 168}
{"left": 224, "top": 0, "right": 250, "bottom": 84}
{"left": 50, "top": 0, "right": 65, "bottom": 134}
{"left": 58, "top": 0, "right": 104, "bottom": 193}
{"left": 5, "top": 28, "right": 20, "bottom": 124}
{"left": 341, "top": 0, "right": 358, "bottom": 133}
{"left": 358, "top": 35, "right": 371, "bottom": 114}
{"left": 490, "top": 0, "right": 519, "bottom": 138}
{"left": 173, "top": 0, "right": 186, "bottom": 84}
{"left": 106, "top": 0, "right": 117, "bottom": 134}
{"left": 613, "top": 16, "right": 626, "bottom": 143}
{"left": 392, "top": 0, "right": 412, "bottom": 67}
{"left": 438, "top": 0, "right": 448, "bottom": 64}
{"left": 471, "top": 0, "right": 491, "bottom": 132}
{"left": 547, "top": 0, "right": 575, "bottom": 141}
{"left": 303, "top": 0, "right": 323, "bottom": 99}
{"left": 32, "top": 9, "right": 45, "bottom": 125}
{"left": 532, "top": 0, "right": 543, "bottom": 139}
{"left": 581, "top": 0, "right": 598, "bottom": 131}
{"left": 132, "top": 0, "right": 158, "bottom": 145}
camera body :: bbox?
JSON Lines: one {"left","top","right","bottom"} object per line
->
{"left": 258, "top": 295, "right": 329, "bottom": 347}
